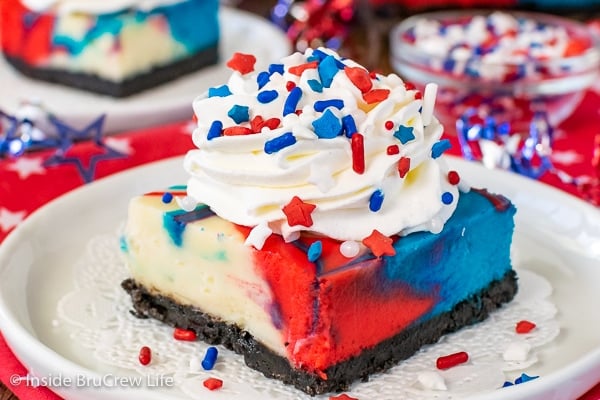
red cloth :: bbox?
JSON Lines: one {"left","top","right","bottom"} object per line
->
{"left": 0, "top": 90, "right": 599, "bottom": 398}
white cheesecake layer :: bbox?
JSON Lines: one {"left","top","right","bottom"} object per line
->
{"left": 122, "top": 194, "right": 287, "bottom": 356}
{"left": 47, "top": 14, "right": 188, "bottom": 81}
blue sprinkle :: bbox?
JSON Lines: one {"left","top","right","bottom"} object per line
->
{"left": 227, "top": 105, "right": 250, "bottom": 124}
{"left": 207, "top": 120, "right": 223, "bottom": 140}
{"left": 264, "top": 132, "right": 296, "bottom": 154}
{"left": 307, "top": 54, "right": 321, "bottom": 62}
{"left": 441, "top": 192, "right": 454, "bottom": 205}
{"left": 208, "top": 85, "right": 231, "bottom": 98}
{"left": 307, "top": 79, "right": 323, "bottom": 93}
{"left": 443, "top": 58, "right": 456, "bottom": 72}
{"left": 318, "top": 55, "right": 340, "bottom": 88}
{"left": 283, "top": 86, "right": 302, "bottom": 116}
{"left": 515, "top": 373, "right": 539, "bottom": 384}
{"left": 257, "top": 90, "right": 279, "bottom": 104}
{"left": 431, "top": 139, "right": 452, "bottom": 159}
{"left": 161, "top": 192, "right": 173, "bottom": 204}
{"left": 310, "top": 48, "right": 328, "bottom": 61}
{"left": 201, "top": 346, "right": 218, "bottom": 370}
{"left": 314, "top": 99, "right": 344, "bottom": 112}
{"left": 394, "top": 125, "right": 415, "bottom": 144}
{"left": 369, "top": 189, "right": 384, "bottom": 212}
{"left": 257, "top": 71, "right": 271, "bottom": 89}
{"left": 502, "top": 381, "right": 514, "bottom": 387}
{"left": 269, "top": 63, "right": 284, "bottom": 75}
{"left": 342, "top": 115, "right": 357, "bottom": 138}
{"left": 312, "top": 109, "right": 342, "bottom": 139}
{"left": 307, "top": 241, "right": 323, "bottom": 262}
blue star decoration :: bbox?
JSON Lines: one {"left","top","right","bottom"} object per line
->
{"left": 43, "top": 114, "right": 128, "bottom": 183}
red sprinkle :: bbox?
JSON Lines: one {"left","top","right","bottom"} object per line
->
{"left": 344, "top": 66, "right": 373, "bottom": 93}
{"left": 398, "top": 156, "right": 411, "bottom": 178}
{"left": 387, "top": 145, "right": 399, "bottom": 155}
{"left": 447, "top": 170, "right": 460, "bottom": 185}
{"left": 138, "top": 346, "right": 151, "bottom": 366}
{"left": 226, "top": 52, "right": 256, "bottom": 75}
{"left": 286, "top": 81, "right": 296, "bottom": 91}
{"left": 223, "top": 126, "right": 254, "bottom": 136}
{"left": 282, "top": 196, "right": 317, "bottom": 227}
{"left": 516, "top": 320, "right": 537, "bottom": 334}
{"left": 251, "top": 116, "right": 281, "bottom": 133}
{"left": 404, "top": 81, "right": 416, "bottom": 91}
{"left": 436, "top": 351, "right": 469, "bottom": 370}
{"left": 203, "top": 377, "right": 223, "bottom": 391}
{"left": 362, "top": 89, "right": 390, "bottom": 104}
{"left": 362, "top": 229, "right": 396, "bottom": 257}
{"left": 384, "top": 120, "right": 394, "bottom": 130}
{"left": 289, "top": 61, "right": 318, "bottom": 76}
{"left": 329, "top": 394, "right": 359, "bottom": 400}
{"left": 351, "top": 133, "right": 365, "bottom": 174}
{"left": 369, "top": 71, "right": 378, "bottom": 79}
{"left": 414, "top": 91, "right": 423, "bottom": 100}
{"left": 173, "top": 328, "right": 197, "bottom": 341}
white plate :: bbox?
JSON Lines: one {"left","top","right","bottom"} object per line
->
{"left": 0, "top": 156, "right": 600, "bottom": 400}
{"left": 0, "top": 8, "right": 291, "bottom": 134}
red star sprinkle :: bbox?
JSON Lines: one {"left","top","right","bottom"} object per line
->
{"left": 398, "top": 156, "right": 411, "bottom": 178}
{"left": 203, "top": 377, "right": 223, "bottom": 390}
{"left": 288, "top": 61, "right": 318, "bottom": 76}
{"left": 222, "top": 126, "right": 254, "bottom": 136}
{"left": 226, "top": 52, "right": 256, "bottom": 74}
{"left": 516, "top": 320, "right": 536, "bottom": 334}
{"left": 344, "top": 66, "right": 372, "bottom": 93}
{"left": 362, "top": 230, "right": 396, "bottom": 257}
{"left": 329, "top": 394, "right": 359, "bottom": 400}
{"left": 362, "top": 89, "right": 390, "bottom": 104}
{"left": 282, "top": 196, "right": 317, "bottom": 227}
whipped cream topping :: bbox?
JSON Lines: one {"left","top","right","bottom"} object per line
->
{"left": 21, "top": 0, "right": 185, "bottom": 14}
{"left": 185, "top": 48, "right": 460, "bottom": 242}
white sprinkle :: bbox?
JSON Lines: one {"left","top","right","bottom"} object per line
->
{"left": 418, "top": 370, "right": 447, "bottom": 391}
{"left": 503, "top": 341, "right": 531, "bottom": 362}
{"left": 244, "top": 223, "right": 273, "bottom": 250}
{"left": 176, "top": 195, "right": 198, "bottom": 212}
{"left": 340, "top": 241, "right": 360, "bottom": 258}
{"left": 421, "top": 83, "right": 438, "bottom": 126}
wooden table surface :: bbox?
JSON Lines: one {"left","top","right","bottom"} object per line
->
{"left": 0, "top": 1, "right": 598, "bottom": 399}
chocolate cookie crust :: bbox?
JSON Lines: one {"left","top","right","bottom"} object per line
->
{"left": 4, "top": 45, "right": 218, "bottom": 98}
{"left": 122, "top": 270, "right": 517, "bottom": 395}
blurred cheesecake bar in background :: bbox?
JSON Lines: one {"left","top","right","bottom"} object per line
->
{"left": 0, "top": 0, "right": 220, "bottom": 97}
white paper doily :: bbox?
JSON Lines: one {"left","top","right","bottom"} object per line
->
{"left": 56, "top": 233, "right": 559, "bottom": 400}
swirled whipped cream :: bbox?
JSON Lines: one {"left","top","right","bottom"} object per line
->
{"left": 21, "top": 0, "right": 185, "bottom": 14}
{"left": 185, "top": 48, "right": 461, "bottom": 243}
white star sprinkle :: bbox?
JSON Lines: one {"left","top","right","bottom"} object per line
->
{"left": 244, "top": 222, "right": 272, "bottom": 250}
{"left": 6, "top": 157, "right": 46, "bottom": 179}
{"left": 0, "top": 208, "right": 26, "bottom": 232}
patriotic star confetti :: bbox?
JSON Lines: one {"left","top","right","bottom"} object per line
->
{"left": 43, "top": 114, "right": 128, "bottom": 183}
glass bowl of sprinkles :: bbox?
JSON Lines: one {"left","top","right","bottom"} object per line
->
{"left": 390, "top": 9, "right": 600, "bottom": 134}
